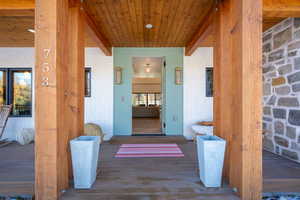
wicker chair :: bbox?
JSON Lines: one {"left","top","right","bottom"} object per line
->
{"left": 0, "top": 105, "right": 13, "bottom": 148}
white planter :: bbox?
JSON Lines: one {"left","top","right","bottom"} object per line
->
{"left": 70, "top": 136, "right": 100, "bottom": 189}
{"left": 196, "top": 135, "right": 226, "bottom": 187}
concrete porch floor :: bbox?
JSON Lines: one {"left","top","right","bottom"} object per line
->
{"left": 0, "top": 136, "right": 300, "bottom": 199}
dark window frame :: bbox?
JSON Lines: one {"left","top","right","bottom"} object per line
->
{"left": 0, "top": 68, "right": 33, "bottom": 118}
{"left": 205, "top": 67, "right": 213, "bottom": 97}
{"left": 85, "top": 68, "right": 91, "bottom": 97}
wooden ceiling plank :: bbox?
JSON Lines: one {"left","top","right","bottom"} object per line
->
{"left": 0, "top": 0, "right": 34, "bottom": 10}
{"left": 134, "top": 0, "right": 144, "bottom": 47}
{"left": 153, "top": 0, "right": 165, "bottom": 47}
{"left": 142, "top": 0, "right": 151, "bottom": 47}
{"left": 127, "top": 0, "right": 139, "bottom": 46}
{"left": 164, "top": 0, "right": 181, "bottom": 46}
{"left": 105, "top": 0, "right": 128, "bottom": 46}
{"left": 114, "top": 0, "right": 131, "bottom": 46}
{"left": 263, "top": 0, "right": 300, "bottom": 18}
{"left": 156, "top": 0, "right": 170, "bottom": 47}
{"left": 81, "top": 8, "right": 112, "bottom": 56}
{"left": 185, "top": 4, "right": 215, "bottom": 56}
{"left": 101, "top": 0, "right": 122, "bottom": 44}
{"left": 174, "top": 0, "right": 195, "bottom": 46}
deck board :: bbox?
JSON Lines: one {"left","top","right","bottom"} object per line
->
{"left": 0, "top": 137, "right": 300, "bottom": 199}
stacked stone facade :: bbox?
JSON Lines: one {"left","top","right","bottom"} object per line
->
{"left": 263, "top": 18, "right": 300, "bottom": 163}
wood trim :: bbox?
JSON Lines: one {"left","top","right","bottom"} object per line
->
{"left": 81, "top": 5, "right": 112, "bottom": 56}
{"left": 263, "top": 0, "right": 300, "bottom": 18}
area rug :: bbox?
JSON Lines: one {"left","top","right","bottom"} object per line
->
{"left": 115, "top": 143, "right": 184, "bottom": 158}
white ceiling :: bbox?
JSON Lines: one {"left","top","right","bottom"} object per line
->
{"left": 133, "top": 57, "right": 163, "bottom": 78}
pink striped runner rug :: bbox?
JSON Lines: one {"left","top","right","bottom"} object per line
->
{"left": 115, "top": 143, "right": 184, "bottom": 158}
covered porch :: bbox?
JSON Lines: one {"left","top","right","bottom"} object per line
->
{"left": 1, "top": 137, "right": 300, "bottom": 199}
{"left": 0, "top": 0, "right": 300, "bottom": 200}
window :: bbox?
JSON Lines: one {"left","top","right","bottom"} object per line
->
{"left": 206, "top": 68, "right": 213, "bottom": 97}
{"left": 0, "top": 69, "right": 32, "bottom": 117}
{"left": 132, "top": 93, "right": 161, "bottom": 106}
{"left": 85, "top": 68, "right": 91, "bottom": 97}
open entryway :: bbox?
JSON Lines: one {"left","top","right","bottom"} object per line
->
{"left": 131, "top": 57, "right": 165, "bottom": 136}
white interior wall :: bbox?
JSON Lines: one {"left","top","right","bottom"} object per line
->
{"left": 0, "top": 48, "right": 114, "bottom": 141}
{"left": 183, "top": 47, "right": 214, "bottom": 140}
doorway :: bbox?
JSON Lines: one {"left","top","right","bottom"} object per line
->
{"left": 131, "top": 57, "right": 165, "bottom": 135}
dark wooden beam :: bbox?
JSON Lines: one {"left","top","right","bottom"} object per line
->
{"left": 81, "top": 6, "right": 112, "bottom": 56}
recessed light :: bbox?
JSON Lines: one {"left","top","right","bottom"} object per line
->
{"left": 27, "top": 29, "right": 35, "bottom": 33}
{"left": 145, "top": 24, "right": 153, "bottom": 29}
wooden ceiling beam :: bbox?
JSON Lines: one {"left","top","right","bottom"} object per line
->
{"left": 185, "top": 5, "right": 215, "bottom": 56}
{"left": 0, "top": 0, "right": 80, "bottom": 10}
{"left": 81, "top": 7, "right": 112, "bottom": 56}
{"left": 186, "top": 0, "right": 300, "bottom": 55}
{"left": 263, "top": 0, "right": 300, "bottom": 18}
{"left": 0, "top": 0, "right": 34, "bottom": 10}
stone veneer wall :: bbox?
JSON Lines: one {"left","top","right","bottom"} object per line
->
{"left": 263, "top": 18, "right": 300, "bottom": 163}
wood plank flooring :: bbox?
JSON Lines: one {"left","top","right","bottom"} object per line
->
{"left": 0, "top": 137, "right": 300, "bottom": 199}
{"left": 132, "top": 118, "right": 161, "bottom": 135}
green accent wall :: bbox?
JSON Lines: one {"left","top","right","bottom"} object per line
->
{"left": 113, "top": 48, "right": 183, "bottom": 135}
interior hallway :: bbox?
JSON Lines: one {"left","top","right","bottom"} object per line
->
{"left": 132, "top": 118, "right": 161, "bottom": 135}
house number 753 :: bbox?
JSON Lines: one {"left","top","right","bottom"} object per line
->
{"left": 41, "top": 49, "right": 51, "bottom": 87}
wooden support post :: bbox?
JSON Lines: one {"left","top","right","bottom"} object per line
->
{"left": 213, "top": 0, "right": 233, "bottom": 180}
{"left": 230, "top": 0, "right": 263, "bottom": 198}
{"left": 67, "top": 5, "right": 85, "bottom": 177}
{"left": 214, "top": 0, "right": 263, "bottom": 199}
{"left": 35, "top": 0, "right": 85, "bottom": 199}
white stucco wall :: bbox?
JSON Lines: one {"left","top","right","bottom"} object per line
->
{"left": 0, "top": 48, "right": 114, "bottom": 141}
{"left": 85, "top": 48, "right": 114, "bottom": 140}
{"left": 183, "top": 47, "right": 214, "bottom": 139}
{"left": 0, "top": 47, "right": 213, "bottom": 141}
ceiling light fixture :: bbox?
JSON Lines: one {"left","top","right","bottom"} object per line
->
{"left": 145, "top": 24, "right": 153, "bottom": 29}
{"left": 27, "top": 29, "right": 35, "bottom": 33}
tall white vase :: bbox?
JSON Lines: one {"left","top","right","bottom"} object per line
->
{"left": 70, "top": 136, "right": 100, "bottom": 189}
{"left": 196, "top": 135, "right": 226, "bottom": 187}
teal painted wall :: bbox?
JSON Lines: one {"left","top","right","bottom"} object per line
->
{"left": 113, "top": 48, "right": 183, "bottom": 135}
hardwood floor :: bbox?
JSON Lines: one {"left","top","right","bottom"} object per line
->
{"left": 132, "top": 117, "right": 162, "bottom": 135}
{"left": 0, "top": 137, "right": 300, "bottom": 199}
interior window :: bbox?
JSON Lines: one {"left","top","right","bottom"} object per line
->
{"left": 206, "top": 68, "right": 213, "bottom": 97}
{"left": 132, "top": 93, "right": 161, "bottom": 107}
{"left": 85, "top": 68, "right": 91, "bottom": 97}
